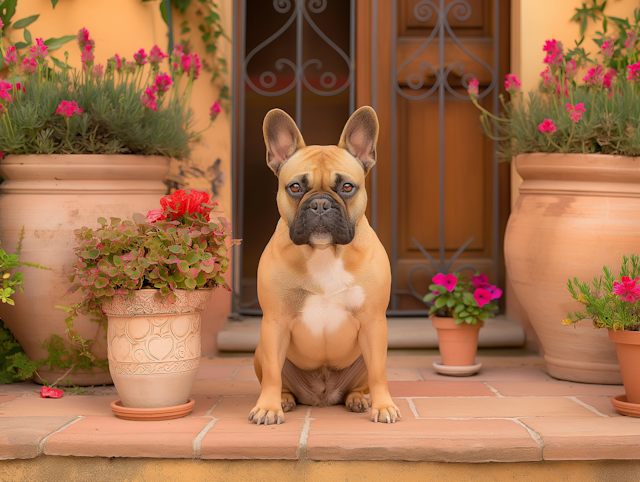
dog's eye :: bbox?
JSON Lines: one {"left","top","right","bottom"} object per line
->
{"left": 342, "top": 183, "right": 354, "bottom": 193}
{"left": 289, "top": 183, "right": 301, "bottom": 193}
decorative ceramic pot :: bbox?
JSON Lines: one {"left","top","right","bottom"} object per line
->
{"left": 433, "top": 317, "right": 481, "bottom": 366}
{"left": 102, "top": 289, "right": 212, "bottom": 411}
{"left": 608, "top": 330, "right": 640, "bottom": 405}
{"left": 0, "top": 155, "right": 169, "bottom": 385}
{"left": 504, "top": 153, "right": 640, "bottom": 384}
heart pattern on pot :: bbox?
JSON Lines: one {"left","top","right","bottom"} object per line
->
{"left": 148, "top": 336, "right": 174, "bottom": 361}
{"left": 109, "top": 336, "right": 131, "bottom": 361}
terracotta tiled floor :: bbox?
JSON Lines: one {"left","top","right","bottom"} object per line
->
{"left": 1, "top": 353, "right": 638, "bottom": 463}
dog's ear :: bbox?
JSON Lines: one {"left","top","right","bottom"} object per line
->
{"left": 338, "top": 106, "right": 379, "bottom": 174}
{"left": 263, "top": 109, "right": 306, "bottom": 175}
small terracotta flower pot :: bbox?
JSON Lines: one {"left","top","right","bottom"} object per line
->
{"left": 608, "top": 330, "right": 640, "bottom": 405}
{"left": 433, "top": 317, "right": 481, "bottom": 366}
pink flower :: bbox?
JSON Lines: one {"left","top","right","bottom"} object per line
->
{"left": 504, "top": 73, "right": 520, "bottom": 92}
{"left": 125, "top": 61, "right": 136, "bottom": 74}
{"left": 566, "top": 59, "right": 578, "bottom": 80}
{"left": 77, "top": 28, "right": 94, "bottom": 50}
{"left": 81, "top": 44, "right": 95, "bottom": 71}
{"left": 29, "top": 38, "right": 49, "bottom": 61}
{"left": 432, "top": 273, "right": 458, "bottom": 292}
{"left": 40, "top": 386, "right": 64, "bottom": 398}
{"left": 467, "top": 78, "right": 479, "bottom": 97}
{"left": 566, "top": 103, "right": 586, "bottom": 123}
{"left": 21, "top": 58, "right": 37, "bottom": 75}
{"left": 603, "top": 68, "right": 617, "bottom": 89}
{"left": 473, "top": 288, "right": 492, "bottom": 308}
{"left": 583, "top": 65, "right": 604, "bottom": 89}
{"left": 141, "top": 86, "right": 158, "bottom": 111}
{"left": 181, "top": 52, "right": 201, "bottom": 79}
{"left": 172, "top": 44, "right": 184, "bottom": 72}
{"left": 471, "top": 273, "right": 490, "bottom": 289}
{"left": 0, "top": 85, "right": 13, "bottom": 105}
{"left": 601, "top": 39, "right": 615, "bottom": 62}
{"left": 4, "top": 46, "right": 17, "bottom": 69}
{"left": 627, "top": 62, "right": 640, "bottom": 82}
{"left": 210, "top": 100, "right": 221, "bottom": 119}
{"left": 114, "top": 54, "right": 123, "bottom": 72}
{"left": 154, "top": 72, "right": 173, "bottom": 93}
{"left": 488, "top": 285, "right": 503, "bottom": 300}
{"left": 146, "top": 209, "right": 166, "bottom": 223}
{"left": 56, "top": 100, "right": 84, "bottom": 118}
{"left": 149, "top": 45, "right": 168, "bottom": 65}
{"left": 133, "top": 48, "right": 148, "bottom": 66}
{"left": 538, "top": 119, "right": 557, "bottom": 134}
{"left": 625, "top": 32, "right": 637, "bottom": 50}
{"left": 543, "top": 39, "right": 564, "bottom": 67}
{"left": 0, "top": 18, "right": 4, "bottom": 30}
{"left": 93, "top": 64, "right": 104, "bottom": 77}
{"left": 613, "top": 276, "right": 640, "bottom": 303}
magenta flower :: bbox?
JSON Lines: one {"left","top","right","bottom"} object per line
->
{"left": 77, "top": 28, "right": 94, "bottom": 50}
{"left": 114, "top": 54, "right": 123, "bottom": 72}
{"left": 467, "top": 78, "right": 479, "bottom": 97}
{"left": 0, "top": 86, "right": 13, "bottom": 105}
{"left": 181, "top": 52, "right": 201, "bottom": 79}
{"left": 141, "top": 86, "right": 159, "bottom": 111}
{"left": 488, "top": 285, "right": 503, "bottom": 300}
{"left": 149, "top": 45, "right": 168, "bottom": 65}
{"left": 210, "top": 100, "right": 221, "bottom": 119}
{"left": 473, "top": 288, "right": 492, "bottom": 308}
{"left": 21, "top": 58, "right": 37, "bottom": 75}
{"left": 154, "top": 72, "right": 173, "bottom": 93}
{"left": 146, "top": 209, "right": 165, "bottom": 223}
{"left": 538, "top": 119, "right": 557, "bottom": 134}
{"left": 625, "top": 32, "right": 637, "bottom": 50}
{"left": 583, "top": 65, "right": 604, "bottom": 89}
{"left": 540, "top": 67, "right": 566, "bottom": 96}
{"left": 613, "top": 276, "right": 640, "bottom": 303}
{"left": 471, "top": 273, "right": 490, "bottom": 289}
{"left": 93, "top": 64, "right": 104, "bottom": 77}
{"left": 0, "top": 18, "right": 4, "bottom": 30}
{"left": 133, "top": 48, "right": 148, "bottom": 66}
{"left": 603, "top": 68, "right": 617, "bottom": 90}
{"left": 172, "top": 44, "right": 185, "bottom": 72}
{"left": 125, "top": 61, "right": 136, "bottom": 74}
{"left": 601, "top": 39, "right": 615, "bottom": 62}
{"left": 29, "top": 38, "right": 48, "bottom": 61}
{"left": 566, "top": 103, "right": 586, "bottom": 123}
{"left": 56, "top": 100, "right": 84, "bottom": 118}
{"left": 627, "top": 62, "right": 640, "bottom": 82}
{"left": 432, "top": 273, "right": 458, "bottom": 292}
{"left": 4, "top": 46, "right": 17, "bottom": 69}
{"left": 504, "top": 73, "right": 521, "bottom": 92}
{"left": 81, "top": 44, "right": 95, "bottom": 71}
{"left": 543, "top": 39, "right": 564, "bottom": 67}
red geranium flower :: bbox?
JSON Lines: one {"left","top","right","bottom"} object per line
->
{"left": 160, "top": 189, "right": 213, "bottom": 219}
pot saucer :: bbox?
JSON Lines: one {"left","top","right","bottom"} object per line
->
{"left": 611, "top": 394, "right": 640, "bottom": 418}
{"left": 110, "top": 398, "right": 195, "bottom": 421}
{"left": 433, "top": 361, "right": 482, "bottom": 377}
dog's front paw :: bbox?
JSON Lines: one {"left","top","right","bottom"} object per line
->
{"left": 248, "top": 404, "right": 285, "bottom": 425}
{"left": 370, "top": 401, "right": 402, "bottom": 424}
{"left": 281, "top": 392, "right": 296, "bottom": 413}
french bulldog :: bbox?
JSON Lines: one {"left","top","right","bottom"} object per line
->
{"left": 250, "top": 106, "right": 400, "bottom": 425}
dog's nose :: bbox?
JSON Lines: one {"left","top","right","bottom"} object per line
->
{"left": 310, "top": 198, "right": 331, "bottom": 214}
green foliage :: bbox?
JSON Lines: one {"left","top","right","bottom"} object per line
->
{"left": 565, "top": 254, "right": 640, "bottom": 331}
{"left": 0, "top": 319, "right": 26, "bottom": 383}
{"left": 423, "top": 273, "right": 500, "bottom": 325}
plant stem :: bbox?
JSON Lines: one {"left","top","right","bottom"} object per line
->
{"left": 50, "top": 364, "right": 76, "bottom": 388}
{"left": 546, "top": 135, "right": 563, "bottom": 151}
{"left": 588, "top": 88, "right": 597, "bottom": 126}
{"left": 471, "top": 97, "right": 511, "bottom": 122}
{"left": 565, "top": 121, "right": 576, "bottom": 151}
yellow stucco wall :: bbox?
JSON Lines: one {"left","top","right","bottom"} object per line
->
{"left": 510, "top": 0, "right": 639, "bottom": 206}
{"left": 13, "top": 0, "right": 233, "bottom": 353}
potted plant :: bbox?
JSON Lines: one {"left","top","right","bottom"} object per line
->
{"left": 423, "top": 272, "right": 502, "bottom": 376}
{"left": 565, "top": 254, "right": 640, "bottom": 416}
{"left": 60, "top": 188, "right": 237, "bottom": 419}
{"left": 467, "top": 11, "right": 640, "bottom": 384}
{"left": 0, "top": 27, "right": 222, "bottom": 385}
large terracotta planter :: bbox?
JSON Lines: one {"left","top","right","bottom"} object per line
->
{"left": 0, "top": 155, "right": 169, "bottom": 385}
{"left": 433, "top": 317, "right": 481, "bottom": 366}
{"left": 608, "top": 330, "right": 640, "bottom": 404}
{"left": 102, "top": 289, "right": 212, "bottom": 410}
{"left": 505, "top": 153, "right": 640, "bottom": 384}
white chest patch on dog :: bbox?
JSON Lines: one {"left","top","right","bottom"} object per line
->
{"left": 300, "top": 248, "right": 365, "bottom": 337}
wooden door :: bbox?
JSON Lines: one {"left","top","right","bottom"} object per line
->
{"left": 357, "top": 0, "right": 511, "bottom": 312}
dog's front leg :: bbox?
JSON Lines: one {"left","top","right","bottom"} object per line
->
{"left": 358, "top": 317, "right": 402, "bottom": 423}
{"left": 249, "top": 317, "right": 290, "bottom": 425}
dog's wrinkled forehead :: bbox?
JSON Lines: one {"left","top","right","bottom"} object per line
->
{"left": 278, "top": 146, "right": 364, "bottom": 191}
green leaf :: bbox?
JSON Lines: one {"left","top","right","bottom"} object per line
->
{"left": 186, "top": 252, "right": 199, "bottom": 264}
{"left": 160, "top": 1, "right": 169, "bottom": 25}
{"left": 446, "top": 298, "right": 456, "bottom": 308}
{"left": 168, "top": 245, "right": 183, "bottom": 254}
{"left": 0, "top": 0, "right": 17, "bottom": 28}
{"left": 435, "top": 297, "right": 447, "bottom": 309}
{"left": 50, "top": 56, "right": 67, "bottom": 69}
{"left": 178, "top": 260, "right": 189, "bottom": 272}
{"left": 23, "top": 29, "right": 32, "bottom": 45}
{"left": 13, "top": 42, "right": 28, "bottom": 49}
{"left": 51, "top": 0, "right": 59, "bottom": 7}
{"left": 88, "top": 249, "right": 100, "bottom": 259}
{"left": 184, "top": 278, "right": 197, "bottom": 289}
{"left": 94, "top": 277, "right": 109, "bottom": 289}
{"left": 459, "top": 311, "right": 469, "bottom": 318}
{"left": 13, "top": 14, "right": 39, "bottom": 29}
